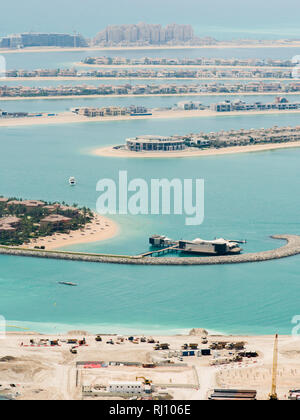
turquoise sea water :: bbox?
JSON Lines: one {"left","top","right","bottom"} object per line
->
{"left": 1, "top": 0, "right": 300, "bottom": 40}
{"left": 1, "top": 48, "right": 300, "bottom": 335}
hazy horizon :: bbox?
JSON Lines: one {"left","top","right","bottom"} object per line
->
{"left": 1, "top": 0, "right": 300, "bottom": 40}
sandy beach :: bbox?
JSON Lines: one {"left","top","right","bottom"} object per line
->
{"left": 18, "top": 213, "right": 118, "bottom": 251}
{"left": 0, "top": 330, "right": 299, "bottom": 400}
{"left": 1, "top": 91, "right": 300, "bottom": 102}
{"left": 1, "top": 41, "right": 300, "bottom": 54}
{"left": 93, "top": 141, "right": 300, "bottom": 159}
{"left": 1, "top": 108, "right": 300, "bottom": 129}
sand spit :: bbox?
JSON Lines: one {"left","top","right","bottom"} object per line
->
{"left": 2, "top": 109, "right": 300, "bottom": 129}
{"left": 93, "top": 141, "right": 300, "bottom": 159}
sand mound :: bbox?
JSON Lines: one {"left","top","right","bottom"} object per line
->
{"left": 189, "top": 328, "right": 208, "bottom": 336}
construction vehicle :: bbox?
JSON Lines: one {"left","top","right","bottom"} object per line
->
{"left": 154, "top": 343, "right": 170, "bottom": 350}
{"left": 136, "top": 377, "right": 152, "bottom": 386}
{"left": 181, "top": 344, "right": 188, "bottom": 350}
{"left": 269, "top": 334, "right": 278, "bottom": 400}
{"left": 189, "top": 343, "right": 199, "bottom": 350}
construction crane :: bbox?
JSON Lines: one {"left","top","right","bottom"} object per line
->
{"left": 269, "top": 334, "right": 278, "bottom": 400}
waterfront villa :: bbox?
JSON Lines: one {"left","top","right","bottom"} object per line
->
{"left": 126, "top": 135, "right": 186, "bottom": 152}
{"left": 40, "top": 214, "right": 72, "bottom": 230}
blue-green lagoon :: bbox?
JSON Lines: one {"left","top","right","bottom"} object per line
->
{"left": 0, "top": 112, "right": 300, "bottom": 335}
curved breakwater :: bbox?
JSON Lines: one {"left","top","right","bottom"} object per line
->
{"left": 0, "top": 235, "right": 300, "bottom": 265}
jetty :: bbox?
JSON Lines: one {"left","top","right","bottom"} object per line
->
{"left": 1, "top": 235, "right": 300, "bottom": 266}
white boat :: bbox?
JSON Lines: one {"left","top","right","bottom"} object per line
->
{"left": 69, "top": 177, "right": 76, "bottom": 186}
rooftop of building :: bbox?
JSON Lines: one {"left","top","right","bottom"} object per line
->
{"left": 127, "top": 135, "right": 183, "bottom": 143}
{"left": 41, "top": 214, "right": 72, "bottom": 223}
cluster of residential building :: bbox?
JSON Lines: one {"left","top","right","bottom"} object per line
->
{"left": 5, "top": 68, "right": 294, "bottom": 79}
{"left": 121, "top": 125, "right": 300, "bottom": 152}
{"left": 1, "top": 82, "right": 300, "bottom": 98}
{"left": 0, "top": 198, "right": 86, "bottom": 240}
{"left": 92, "top": 23, "right": 196, "bottom": 46}
{"left": 83, "top": 56, "right": 294, "bottom": 67}
{"left": 71, "top": 105, "right": 149, "bottom": 117}
{"left": 0, "top": 32, "right": 87, "bottom": 49}
{"left": 176, "top": 101, "right": 206, "bottom": 110}
{"left": 186, "top": 125, "right": 300, "bottom": 148}
{"left": 210, "top": 97, "right": 300, "bottom": 112}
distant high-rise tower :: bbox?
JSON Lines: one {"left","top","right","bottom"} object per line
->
{"left": 93, "top": 23, "right": 195, "bottom": 45}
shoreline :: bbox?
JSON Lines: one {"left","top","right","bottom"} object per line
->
{"left": 93, "top": 141, "right": 300, "bottom": 159}
{"left": 76, "top": 62, "right": 294, "bottom": 71}
{"left": 1, "top": 42, "right": 300, "bottom": 54}
{"left": 2, "top": 108, "right": 300, "bottom": 128}
{"left": 18, "top": 213, "right": 118, "bottom": 250}
{"left": 2, "top": 76, "right": 294, "bottom": 81}
{"left": 1, "top": 91, "right": 300, "bottom": 102}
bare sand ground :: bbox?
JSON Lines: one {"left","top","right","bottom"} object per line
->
{"left": 1, "top": 91, "right": 299, "bottom": 102}
{"left": 93, "top": 141, "right": 300, "bottom": 159}
{"left": 19, "top": 213, "right": 118, "bottom": 251}
{"left": 0, "top": 331, "right": 299, "bottom": 400}
{"left": 1, "top": 108, "right": 300, "bottom": 129}
{"left": 1, "top": 42, "right": 300, "bottom": 54}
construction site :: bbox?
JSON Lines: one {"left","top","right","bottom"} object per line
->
{"left": 1, "top": 329, "right": 300, "bottom": 400}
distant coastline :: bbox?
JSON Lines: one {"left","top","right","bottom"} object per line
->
{"left": 1, "top": 41, "right": 300, "bottom": 54}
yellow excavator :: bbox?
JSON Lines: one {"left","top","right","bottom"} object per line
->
{"left": 269, "top": 334, "right": 278, "bottom": 400}
{"left": 136, "top": 377, "right": 152, "bottom": 386}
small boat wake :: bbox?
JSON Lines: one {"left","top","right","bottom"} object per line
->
{"left": 58, "top": 282, "right": 78, "bottom": 287}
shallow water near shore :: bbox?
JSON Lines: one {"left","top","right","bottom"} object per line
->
{"left": 1, "top": 48, "right": 300, "bottom": 335}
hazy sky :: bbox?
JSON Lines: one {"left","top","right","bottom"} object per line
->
{"left": 1, "top": 0, "right": 300, "bottom": 39}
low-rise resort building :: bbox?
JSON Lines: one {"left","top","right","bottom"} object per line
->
{"left": 0, "top": 197, "right": 93, "bottom": 246}
{"left": 126, "top": 135, "right": 186, "bottom": 152}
